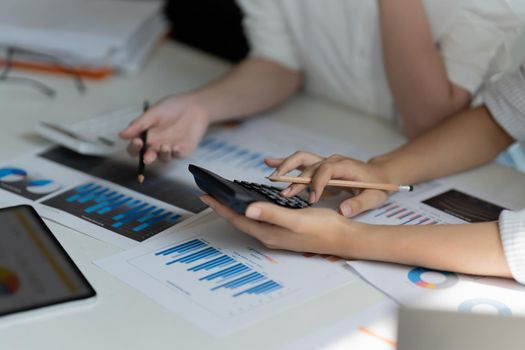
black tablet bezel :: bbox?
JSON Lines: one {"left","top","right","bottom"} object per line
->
{"left": 0, "top": 205, "right": 96, "bottom": 318}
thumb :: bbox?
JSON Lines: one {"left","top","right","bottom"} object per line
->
{"left": 119, "top": 110, "right": 158, "bottom": 139}
{"left": 245, "top": 202, "right": 303, "bottom": 230}
{"left": 338, "top": 189, "right": 389, "bottom": 218}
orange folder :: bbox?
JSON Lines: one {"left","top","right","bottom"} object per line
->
{"left": 0, "top": 57, "right": 115, "bottom": 80}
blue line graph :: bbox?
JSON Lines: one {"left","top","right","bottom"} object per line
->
{"left": 156, "top": 239, "right": 283, "bottom": 298}
{"left": 43, "top": 182, "right": 185, "bottom": 242}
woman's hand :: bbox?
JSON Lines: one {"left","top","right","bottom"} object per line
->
{"left": 202, "top": 194, "right": 514, "bottom": 279}
{"left": 119, "top": 94, "right": 211, "bottom": 164}
{"left": 266, "top": 151, "right": 392, "bottom": 217}
{"left": 201, "top": 195, "right": 364, "bottom": 258}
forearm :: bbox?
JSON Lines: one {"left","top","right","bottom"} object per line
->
{"left": 371, "top": 106, "right": 514, "bottom": 184}
{"left": 192, "top": 58, "right": 302, "bottom": 122}
{"left": 348, "top": 221, "right": 512, "bottom": 278}
{"left": 378, "top": 0, "right": 470, "bottom": 137}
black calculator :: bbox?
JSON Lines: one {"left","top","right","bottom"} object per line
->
{"left": 189, "top": 164, "right": 310, "bottom": 214}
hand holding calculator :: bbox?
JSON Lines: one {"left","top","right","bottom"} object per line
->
{"left": 189, "top": 164, "right": 310, "bottom": 214}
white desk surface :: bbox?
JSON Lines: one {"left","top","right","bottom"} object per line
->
{"left": 1, "top": 41, "right": 525, "bottom": 350}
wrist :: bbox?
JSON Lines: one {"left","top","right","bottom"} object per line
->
{"left": 368, "top": 154, "right": 410, "bottom": 186}
{"left": 335, "top": 219, "right": 374, "bottom": 260}
{"left": 185, "top": 92, "right": 213, "bottom": 125}
{"left": 367, "top": 155, "right": 396, "bottom": 184}
{"left": 341, "top": 222, "right": 402, "bottom": 263}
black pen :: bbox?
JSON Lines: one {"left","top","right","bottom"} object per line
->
{"left": 137, "top": 101, "right": 149, "bottom": 184}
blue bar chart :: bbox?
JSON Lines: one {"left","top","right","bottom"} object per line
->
{"left": 43, "top": 182, "right": 186, "bottom": 241}
{"left": 100, "top": 214, "right": 360, "bottom": 334}
{"left": 192, "top": 137, "right": 273, "bottom": 174}
{"left": 154, "top": 239, "right": 283, "bottom": 298}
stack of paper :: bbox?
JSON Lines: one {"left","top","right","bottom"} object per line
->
{"left": 0, "top": 0, "right": 167, "bottom": 76}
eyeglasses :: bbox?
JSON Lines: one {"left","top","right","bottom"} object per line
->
{"left": 0, "top": 47, "right": 86, "bottom": 98}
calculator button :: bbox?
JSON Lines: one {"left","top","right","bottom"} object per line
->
{"left": 233, "top": 179, "right": 309, "bottom": 209}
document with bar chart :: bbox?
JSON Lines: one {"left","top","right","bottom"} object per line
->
{"left": 354, "top": 180, "right": 506, "bottom": 226}
{"left": 0, "top": 118, "right": 364, "bottom": 248}
{"left": 0, "top": 154, "right": 194, "bottom": 248}
{"left": 95, "top": 214, "right": 358, "bottom": 336}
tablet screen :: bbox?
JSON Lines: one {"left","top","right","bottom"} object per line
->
{"left": 0, "top": 205, "right": 95, "bottom": 317}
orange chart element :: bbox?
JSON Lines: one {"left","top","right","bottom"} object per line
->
{"left": 358, "top": 326, "right": 397, "bottom": 347}
{"left": 303, "top": 253, "right": 342, "bottom": 263}
{"left": 0, "top": 267, "right": 21, "bottom": 296}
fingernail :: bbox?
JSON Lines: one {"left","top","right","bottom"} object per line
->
{"left": 281, "top": 187, "right": 292, "bottom": 196}
{"left": 200, "top": 196, "right": 210, "bottom": 205}
{"left": 246, "top": 206, "right": 261, "bottom": 219}
{"left": 340, "top": 205, "right": 352, "bottom": 217}
{"left": 309, "top": 191, "right": 317, "bottom": 204}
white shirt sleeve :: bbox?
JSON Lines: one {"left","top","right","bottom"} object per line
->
{"left": 236, "top": 0, "right": 301, "bottom": 71}
{"left": 499, "top": 210, "right": 525, "bottom": 285}
{"left": 483, "top": 64, "right": 525, "bottom": 142}
{"left": 482, "top": 63, "right": 525, "bottom": 284}
{"left": 439, "top": 0, "right": 525, "bottom": 95}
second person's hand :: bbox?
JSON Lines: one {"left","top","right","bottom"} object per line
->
{"left": 119, "top": 93, "right": 211, "bottom": 164}
{"left": 266, "top": 151, "right": 392, "bottom": 217}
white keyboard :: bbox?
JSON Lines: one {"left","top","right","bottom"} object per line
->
{"left": 36, "top": 106, "right": 143, "bottom": 155}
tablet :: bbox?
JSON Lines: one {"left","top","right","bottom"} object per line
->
{"left": 0, "top": 205, "right": 96, "bottom": 323}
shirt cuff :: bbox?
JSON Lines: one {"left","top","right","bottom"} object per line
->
{"left": 499, "top": 209, "right": 525, "bottom": 285}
